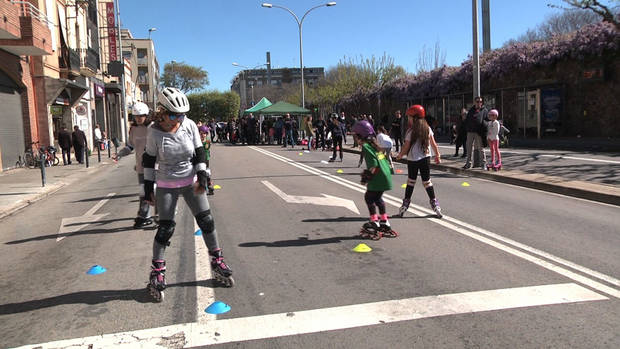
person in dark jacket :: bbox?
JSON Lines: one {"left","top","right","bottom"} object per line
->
{"left": 463, "top": 96, "right": 488, "bottom": 169}
{"left": 58, "top": 124, "right": 72, "bottom": 165}
{"left": 329, "top": 114, "right": 344, "bottom": 162}
{"left": 391, "top": 110, "right": 403, "bottom": 152}
{"left": 72, "top": 125, "right": 87, "bottom": 164}
{"left": 454, "top": 108, "right": 468, "bottom": 157}
{"left": 283, "top": 114, "right": 295, "bottom": 148}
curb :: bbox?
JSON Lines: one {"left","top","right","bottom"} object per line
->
{"left": 0, "top": 182, "right": 67, "bottom": 221}
{"left": 342, "top": 148, "right": 620, "bottom": 206}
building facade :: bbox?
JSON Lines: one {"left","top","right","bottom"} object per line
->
{"left": 120, "top": 28, "right": 159, "bottom": 110}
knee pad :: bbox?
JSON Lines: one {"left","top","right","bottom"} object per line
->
{"left": 407, "top": 178, "right": 416, "bottom": 186}
{"left": 155, "top": 220, "right": 175, "bottom": 246}
{"left": 423, "top": 180, "right": 433, "bottom": 188}
{"left": 196, "top": 210, "right": 215, "bottom": 235}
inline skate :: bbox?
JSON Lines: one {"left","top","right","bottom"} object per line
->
{"left": 210, "top": 249, "right": 234, "bottom": 287}
{"left": 147, "top": 259, "right": 166, "bottom": 302}
{"left": 378, "top": 218, "right": 398, "bottom": 238}
{"left": 396, "top": 198, "right": 410, "bottom": 218}
{"left": 360, "top": 220, "right": 382, "bottom": 240}
{"left": 430, "top": 198, "right": 443, "bottom": 219}
{"left": 133, "top": 216, "right": 153, "bottom": 229}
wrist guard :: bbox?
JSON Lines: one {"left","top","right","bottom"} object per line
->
{"left": 196, "top": 170, "right": 208, "bottom": 189}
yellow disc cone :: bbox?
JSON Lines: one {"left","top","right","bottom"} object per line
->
{"left": 336, "top": 169, "right": 344, "bottom": 173}
{"left": 401, "top": 183, "right": 407, "bottom": 188}
{"left": 461, "top": 182, "right": 470, "bottom": 187}
{"left": 352, "top": 243, "right": 372, "bottom": 253}
{"left": 299, "top": 152, "right": 303, "bottom": 155}
{"left": 213, "top": 185, "right": 222, "bottom": 189}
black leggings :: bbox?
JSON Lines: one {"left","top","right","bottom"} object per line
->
{"left": 332, "top": 135, "right": 343, "bottom": 160}
{"left": 364, "top": 190, "right": 386, "bottom": 215}
{"left": 404, "top": 157, "right": 435, "bottom": 200}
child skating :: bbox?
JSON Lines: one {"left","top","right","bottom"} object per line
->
{"left": 198, "top": 125, "right": 215, "bottom": 195}
{"left": 353, "top": 120, "right": 398, "bottom": 240}
{"left": 486, "top": 109, "right": 502, "bottom": 170}
{"left": 395, "top": 105, "right": 443, "bottom": 218}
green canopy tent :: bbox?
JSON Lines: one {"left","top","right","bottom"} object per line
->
{"left": 256, "top": 101, "right": 311, "bottom": 115}
{"left": 243, "top": 97, "right": 272, "bottom": 115}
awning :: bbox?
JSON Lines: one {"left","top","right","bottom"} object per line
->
{"left": 243, "top": 97, "right": 272, "bottom": 115}
{"left": 105, "top": 82, "right": 122, "bottom": 93}
{"left": 44, "top": 77, "right": 88, "bottom": 106}
{"left": 257, "top": 101, "right": 311, "bottom": 115}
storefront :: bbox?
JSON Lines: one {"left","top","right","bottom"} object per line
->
{"left": 0, "top": 68, "right": 25, "bottom": 170}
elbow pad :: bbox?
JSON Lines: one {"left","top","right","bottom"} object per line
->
{"left": 192, "top": 147, "right": 207, "bottom": 172}
{"left": 142, "top": 152, "right": 156, "bottom": 169}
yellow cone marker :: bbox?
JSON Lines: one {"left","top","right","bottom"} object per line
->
{"left": 336, "top": 169, "right": 344, "bottom": 173}
{"left": 352, "top": 243, "right": 372, "bottom": 253}
{"left": 299, "top": 152, "right": 303, "bottom": 155}
{"left": 461, "top": 182, "right": 470, "bottom": 187}
{"left": 401, "top": 183, "right": 407, "bottom": 188}
{"left": 213, "top": 185, "right": 222, "bottom": 189}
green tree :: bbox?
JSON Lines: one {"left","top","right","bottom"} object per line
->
{"left": 187, "top": 91, "right": 240, "bottom": 122}
{"left": 161, "top": 61, "right": 209, "bottom": 93}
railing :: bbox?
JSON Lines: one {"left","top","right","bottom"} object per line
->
{"left": 137, "top": 75, "right": 148, "bottom": 84}
{"left": 12, "top": 1, "right": 53, "bottom": 26}
{"left": 137, "top": 57, "right": 148, "bottom": 66}
{"left": 80, "top": 48, "right": 100, "bottom": 71}
{"left": 59, "top": 46, "right": 80, "bottom": 70}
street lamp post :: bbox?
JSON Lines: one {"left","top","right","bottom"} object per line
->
{"left": 148, "top": 28, "right": 157, "bottom": 109}
{"left": 261, "top": 2, "right": 336, "bottom": 108}
{"left": 148, "top": 27, "right": 156, "bottom": 39}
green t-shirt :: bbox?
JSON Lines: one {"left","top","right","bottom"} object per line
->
{"left": 362, "top": 142, "right": 392, "bottom": 191}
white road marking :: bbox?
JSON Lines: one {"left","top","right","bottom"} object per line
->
{"left": 194, "top": 221, "right": 216, "bottom": 323}
{"left": 251, "top": 147, "right": 620, "bottom": 298}
{"left": 437, "top": 145, "right": 620, "bottom": 164}
{"left": 262, "top": 180, "right": 360, "bottom": 214}
{"left": 56, "top": 193, "right": 115, "bottom": 242}
{"left": 16, "top": 283, "right": 606, "bottom": 348}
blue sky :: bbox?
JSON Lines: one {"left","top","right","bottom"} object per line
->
{"left": 119, "top": 0, "right": 573, "bottom": 92}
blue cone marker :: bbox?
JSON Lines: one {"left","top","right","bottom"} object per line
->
{"left": 205, "top": 301, "right": 231, "bottom": 314}
{"left": 87, "top": 265, "right": 107, "bottom": 275}
{"left": 194, "top": 229, "right": 202, "bottom": 236}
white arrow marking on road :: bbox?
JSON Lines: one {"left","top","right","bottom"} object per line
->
{"left": 262, "top": 180, "right": 360, "bottom": 215}
{"left": 56, "top": 193, "right": 115, "bottom": 242}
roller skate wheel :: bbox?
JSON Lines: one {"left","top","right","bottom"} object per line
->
{"left": 215, "top": 273, "right": 234, "bottom": 287}
{"left": 147, "top": 284, "right": 164, "bottom": 302}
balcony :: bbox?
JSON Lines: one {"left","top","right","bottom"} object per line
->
{"left": 137, "top": 57, "right": 148, "bottom": 66}
{"left": 0, "top": 0, "right": 21, "bottom": 39}
{"left": 59, "top": 46, "right": 80, "bottom": 75}
{"left": 79, "top": 48, "right": 100, "bottom": 77}
{"left": 0, "top": 1, "right": 52, "bottom": 56}
{"left": 137, "top": 75, "right": 149, "bottom": 85}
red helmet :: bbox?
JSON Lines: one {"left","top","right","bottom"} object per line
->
{"left": 405, "top": 105, "right": 425, "bottom": 118}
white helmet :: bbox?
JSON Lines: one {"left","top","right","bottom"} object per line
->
{"left": 158, "top": 87, "right": 190, "bottom": 113}
{"left": 131, "top": 101, "right": 149, "bottom": 116}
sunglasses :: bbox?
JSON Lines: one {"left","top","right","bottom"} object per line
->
{"left": 167, "top": 114, "right": 184, "bottom": 121}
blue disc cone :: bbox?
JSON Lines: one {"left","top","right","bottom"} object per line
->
{"left": 205, "top": 301, "right": 231, "bottom": 314}
{"left": 86, "top": 265, "right": 107, "bottom": 275}
{"left": 194, "top": 229, "right": 202, "bottom": 236}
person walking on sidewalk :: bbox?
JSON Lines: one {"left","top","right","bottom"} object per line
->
{"left": 454, "top": 108, "right": 468, "bottom": 158}
{"left": 486, "top": 109, "right": 502, "bottom": 170}
{"left": 72, "top": 125, "right": 87, "bottom": 164}
{"left": 143, "top": 87, "right": 234, "bottom": 302}
{"left": 116, "top": 102, "right": 154, "bottom": 229}
{"left": 463, "top": 96, "right": 488, "bottom": 169}
{"left": 58, "top": 124, "right": 72, "bottom": 165}
{"left": 94, "top": 124, "right": 103, "bottom": 150}
{"left": 391, "top": 110, "right": 403, "bottom": 152}
{"left": 395, "top": 105, "right": 443, "bottom": 219}
{"left": 304, "top": 115, "right": 315, "bottom": 151}
{"left": 354, "top": 120, "right": 397, "bottom": 240}
{"left": 328, "top": 113, "right": 345, "bottom": 162}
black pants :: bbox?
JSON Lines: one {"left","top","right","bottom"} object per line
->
{"left": 404, "top": 157, "right": 435, "bottom": 200}
{"left": 392, "top": 132, "right": 402, "bottom": 152}
{"left": 74, "top": 146, "right": 84, "bottom": 163}
{"left": 331, "top": 135, "right": 343, "bottom": 160}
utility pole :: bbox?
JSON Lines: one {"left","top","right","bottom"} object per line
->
{"left": 472, "top": 0, "right": 481, "bottom": 100}
{"left": 115, "top": 0, "right": 128, "bottom": 143}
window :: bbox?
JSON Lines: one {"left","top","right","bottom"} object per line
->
{"left": 137, "top": 49, "right": 147, "bottom": 59}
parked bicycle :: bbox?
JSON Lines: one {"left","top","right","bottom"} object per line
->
{"left": 16, "top": 142, "right": 59, "bottom": 168}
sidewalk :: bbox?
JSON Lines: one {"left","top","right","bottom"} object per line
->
{"left": 342, "top": 145, "right": 620, "bottom": 206}
{"left": 0, "top": 153, "right": 116, "bottom": 220}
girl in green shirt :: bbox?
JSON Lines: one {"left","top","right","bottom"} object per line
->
{"left": 353, "top": 120, "right": 397, "bottom": 240}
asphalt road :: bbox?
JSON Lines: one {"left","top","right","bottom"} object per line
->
{"left": 0, "top": 143, "right": 618, "bottom": 348}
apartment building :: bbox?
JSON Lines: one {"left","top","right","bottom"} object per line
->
{"left": 120, "top": 28, "right": 159, "bottom": 110}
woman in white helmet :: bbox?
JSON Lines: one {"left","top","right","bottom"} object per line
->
{"left": 142, "top": 87, "right": 233, "bottom": 301}
{"left": 117, "top": 101, "right": 154, "bottom": 228}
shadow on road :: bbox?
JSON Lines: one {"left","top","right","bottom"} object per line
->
{"left": 5, "top": 220, "right": 140, "bottom": 245}
{"left": 0, "top": 280, "right": 222, "bottom": 314}
{"left": 239, "top": 235, "right": 359, "bottom": 248}
{"left": 71, "top": 193, "right": 137, "bottom": 203}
